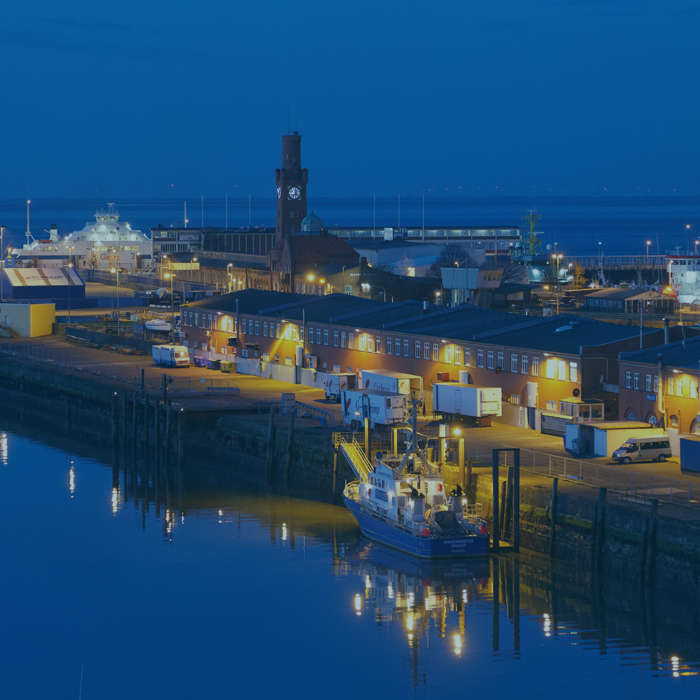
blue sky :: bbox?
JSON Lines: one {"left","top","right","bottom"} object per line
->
{"left": 2, "top": 0, "right": 699, "bottom": 197}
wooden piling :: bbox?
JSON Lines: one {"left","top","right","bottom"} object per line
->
{"left": 499, "top": 479, "right": 508, "bottom": 540}
{"left": 503, "top": 467, "right": 514, "bottom": 541}
{"left": 491, "top": 451, "right": 500, "bottom": 552}
{"left": 549, "top": 477, "right": 559, "bottom": 557}
{"left": 285, "top": 411, "right": 295, "bottom": 487}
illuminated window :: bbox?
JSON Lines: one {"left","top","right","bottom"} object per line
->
{"left": 348, "top": 332, "right": 354, "bottom": 349}
{"left": 666, "top": 377, "right": 673, "bottom": 395}
{"left": 692, "top": 381, "right": 698, "bottom": 399}
{"left": 569, "top": 361, "right": 578, "bottom": 383}
{"left": 521, "top": 355, "right": 529, "bottom": 375}
{"left": 546, "top": 359, "right": 556, "bottom": 379}
{"left": 455, "top": 346, "right": 462, "bottom": 365}
{"left": 557, "top": 360, "right": 566, "bottom": 381}
{"left": 633, "top": 372, "right": 640, "bottom": 390}
{"left": 445, "top": 344, "right": 454, "bottom": 363}
{"left": 463, "top": 347, "right": 471, "bottom": 366}
{"left": 676, "top": 377, "right": 683, "bottom": 396}
{"left": 653, "top": 375, "right": 659, "bottom": 392}
{"left": 477, "top": 350, "right": 484, "bottom": 368}
{"left": 497, "top": 352, "right": 504, "bottom": 370}
{"left": 433, "top": 344, "right": 439, "bottom": 362}
{"left": 511, "top": 354, "right": 519, "bottom": 373}
{"left": 358, "top": 334, "right": 367, "bottom": 351}
{"left": 221, "top": 316, "right": 234, "bottom": 333}
{"left": 386, "top": 337, "right": 392, "bottom": 354}
{"left": 415, "top": 341, "right": 421, "bottom": 359}
{"left": 645, "top": 374, "right": 652, "bottom": 392}
{"left": 425, "top": 343, "right": 431, "bottom": 361}
{"left": 316, "top": 328, "right": 322, "bottom": 345}
{"left": 395, "top": 339, "right": 401, "bottom": 356}
{"left": 375, "top": 336, "right": 381, "bottom": 353}
{"left": 341, "top": 331, "right": 347, "bottom": 348}
{"left": 532, "top": 357, "right": 539, "bottom": 376}
{"left": 403, "top": 339, "right": 409, "bottom": 357}
{"left": 487, "top": 351, "right": 494, "bottom": 369}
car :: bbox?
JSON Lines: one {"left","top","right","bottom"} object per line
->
{"left": 612, "top": 437, "right": 672, "bottom": 464}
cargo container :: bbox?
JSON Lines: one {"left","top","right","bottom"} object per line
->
{"left": 340, "top": 389, "right": 409, "bottom": 429}
{"left": 432, "top": 383, "right": 502, "bottom": 426}
{"left": 151, "top": 344, "right": 190, "bottom": 368}
{"left": 360, "top": 369, "right": 423, "bottom": 401}
{"left": 316, "top": 371, "right": 357, "bottom": 401}
{"left": 680, "top": 435, "right": 700, "bottom": 473}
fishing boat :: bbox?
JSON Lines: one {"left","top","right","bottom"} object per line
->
{"left": 342, "top": 407, "right": 489, "bottom": 558}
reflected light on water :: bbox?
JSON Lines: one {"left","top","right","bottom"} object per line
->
{"left": 281, "top": 522, "right": 288, "bottom": 541}
{"left": 111, "top": 486, "right": 120, "bottom": 515}
{"left": 452, "top": 633, "right": 463, "bottom": 657}
{"left": 353, "top": 593, "right": 362, "bottom": 616}
{"left": 387, "top": 583, "right": 394, "bottom": 600}
{"left": 0, "top": 432, "right": 8, "bottom": 465}
{"left": 68, "top": 461, "right": 76, "bottom": 498}
{"left": 543, "top": 612, "right": 552, "bottom": 638}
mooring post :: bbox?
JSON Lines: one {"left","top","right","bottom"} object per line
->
{"left": 503, "top": 467, "right": 514, "bottom": 541}
{"left": 645, "top": 498, "right": 658, "bottom": 586}
{"left": 491, "top": 449, "right": 500, "bottom": 552}
{"left": 332, "top": 448, "right": 338, "bottom": 499}
{"left": 285, "top": 410, "right": 295, "bottom": 488}
{"left": 549, "top": 477, "right": 559, "bottom": 557}
{"left": 492, "top": 556, "right": 500, "bottom": 652}
{"left": 499, "top": 479, "right": 508, "bottom": 540}
{"left": 513, "top": 448, "right": 520, "bottom": 553}
{"left": 458, "top": 438, "right": 465, "bottom": 490}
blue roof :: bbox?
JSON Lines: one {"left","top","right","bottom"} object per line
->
{"left": 621, "top": 336, "right": 700, "bottom": 370}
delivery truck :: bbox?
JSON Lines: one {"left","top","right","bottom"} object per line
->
{"left": 340, "top": 389, "right": 409, "bottom": 429}
{"left": 360, "top": 369, "right": 423, "bottom": 401}
{"left": 432, "top": 383, "right": 502, "bottom": 426}
{"left": 316, "top": 371, "right": 357, "bottom": 402}
{"left": 152, "top": 344, "right": 191, "bottom": 368}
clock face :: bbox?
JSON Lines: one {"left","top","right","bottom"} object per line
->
{"left": 287, "top": 186, "right": 301, "bottom": 200}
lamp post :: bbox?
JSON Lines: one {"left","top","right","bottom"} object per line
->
{"left": 110, "top": 266, "right": 120, "bottom": 336}
{"left": 695, "top": 239, "right": 699, "bottom": 256}
{"left": 645, "top": 239, "right": 652, "bottom": 262}
{"left": 164, "top": 271, "right": 175, "bottom": 322}
{"left": 551, "top": 253, "right": 563, "bottom": 315}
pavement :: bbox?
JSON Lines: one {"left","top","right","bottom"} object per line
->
{"left": 1, "top": 335, "right": 699, "bottom": 516}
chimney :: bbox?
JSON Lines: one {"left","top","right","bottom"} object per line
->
{"left": 663, "top": 317, "right": 669, "bottom": 345}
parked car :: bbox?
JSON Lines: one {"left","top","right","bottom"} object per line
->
{"left": 611, "top": 437, "right": 672, "bottom": 464}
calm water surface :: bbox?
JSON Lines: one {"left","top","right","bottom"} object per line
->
{"left": 1, "top": 430, "right": 698, "bottom": 699}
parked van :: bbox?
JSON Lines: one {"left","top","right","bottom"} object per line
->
{"left": 611, "top": 437, "right": 672, "bottom": 464}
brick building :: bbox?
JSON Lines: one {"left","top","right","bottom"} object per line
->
{"left": 619, "top": 336, "right": 700, "bottom": 433}
{"left": 182, "top": 290, "right": 679, "bottom": 417}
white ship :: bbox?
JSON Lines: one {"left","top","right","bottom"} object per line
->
{"left": 10, "top": 205, "right": 153, "bottom": 272}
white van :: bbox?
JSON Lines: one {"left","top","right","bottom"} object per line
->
{"left": 612, "top": 437, "right": 672, "bottom": 464}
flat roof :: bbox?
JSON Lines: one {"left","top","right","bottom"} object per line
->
{"left": 621, "top": 336, "right": 700, "bottom": 370}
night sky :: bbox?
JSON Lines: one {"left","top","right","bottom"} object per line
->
{"left": 2, "top": 0, "right": 699, "bottom": 197}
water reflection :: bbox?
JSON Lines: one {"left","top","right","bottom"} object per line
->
{"left": 2, "top": 429, "right": 699, "bottom": 695}
{"left": 0, "top": 431, "right": 8, "bottom": 466}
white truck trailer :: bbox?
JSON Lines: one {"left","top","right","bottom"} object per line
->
{"left": 340, "top": 389, "right": 409, "bottom": 429}
{"left": 432, "top": 383, "right": 502, "bottom": 426}
{"left": 360, "top": 369, "right": 423, "bottom": 401}
{"left": 152, "top": 344, "right": 191, "bottom": 368}
{"left": 316, "top": 371, "right": 357, "bottom": 402}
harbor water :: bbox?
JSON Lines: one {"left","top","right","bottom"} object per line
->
{"left": 0, "top": 195, "right": 698, "bottom": 255}
{"left": 1, "top": 429, "right": 698, "bottom": 699}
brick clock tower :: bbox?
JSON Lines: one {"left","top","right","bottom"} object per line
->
{"left": 270, "top": 131, "right": 308, "bottom": 291}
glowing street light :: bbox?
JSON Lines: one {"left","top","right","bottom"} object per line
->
{"left": 645, "top": 239, "right": 652, "bottom": 261}
{"left": 110, "top": 266, "right": 121, "bottom": 336}
{"left": 695, "top": 239, "right": 700, "bottom": 256}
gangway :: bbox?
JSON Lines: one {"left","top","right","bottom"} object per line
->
{"left": 334, "top": 434, "right": 373, "bottom": 481}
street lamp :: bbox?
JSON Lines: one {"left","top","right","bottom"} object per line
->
{"left": 110, "top": 266, "right": 120, "bottom": 336}
{"left": 645, "top": 239, "right": 652, "bottom": 261}
{"left": 694, "top": 239, "right": 700, "bottom": 256}
{"left": 164, "top": 271, "right": 176, "bottom": 323}
{"left": 551, "top": 253, "right": 564, "bottom": 315}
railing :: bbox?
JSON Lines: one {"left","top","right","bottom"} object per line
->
{"left": 567, "top": 254, "right": 666, "bottom": 268}
{"left": 294, "top": 400, "right": 331, "bottom": 426}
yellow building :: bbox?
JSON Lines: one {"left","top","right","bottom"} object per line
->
{"left": 0, "top": 302, "right": 55, "bottom": 337}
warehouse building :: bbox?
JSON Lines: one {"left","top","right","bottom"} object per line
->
{"left": 182, "top": 290, "right": 680, "bottom": 423}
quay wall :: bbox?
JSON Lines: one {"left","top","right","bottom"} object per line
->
{"left": 0, "top": 354, "right": 698, "bottom": 598}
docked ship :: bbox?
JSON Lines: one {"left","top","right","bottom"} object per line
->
{"left": 342, "top": 418, "right": 489, "bottom": 558}
{"left": 10, "top": 205, "right": 152, "bottom": 272}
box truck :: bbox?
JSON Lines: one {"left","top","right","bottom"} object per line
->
{"left": 152, "top": 344, "right": 190, "bottom": 368}
{"left": 316, "top": 371, "right": 357, "bottom": 401}
{"left": 432, "top": 383, "right": 502, "bottom": 426}
{"left": 360, "top": 369, "right": 423, "bottom": 400}
{"left": 341, "top": 389, "right": 409, "bottom": 429}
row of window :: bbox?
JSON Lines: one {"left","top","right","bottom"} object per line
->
{"left": 184, "top": 313, "right": 579, "bottom": 382}
{"left": 626, "top": 371, "right": 699, "bottom": 399}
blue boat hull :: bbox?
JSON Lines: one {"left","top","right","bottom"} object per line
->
{"left": 344, "top": 495, "right": 489, "bottom": 559}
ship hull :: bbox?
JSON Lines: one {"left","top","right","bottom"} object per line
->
{"left": 343, "top": 495, "right": 489, "bottom": 559}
